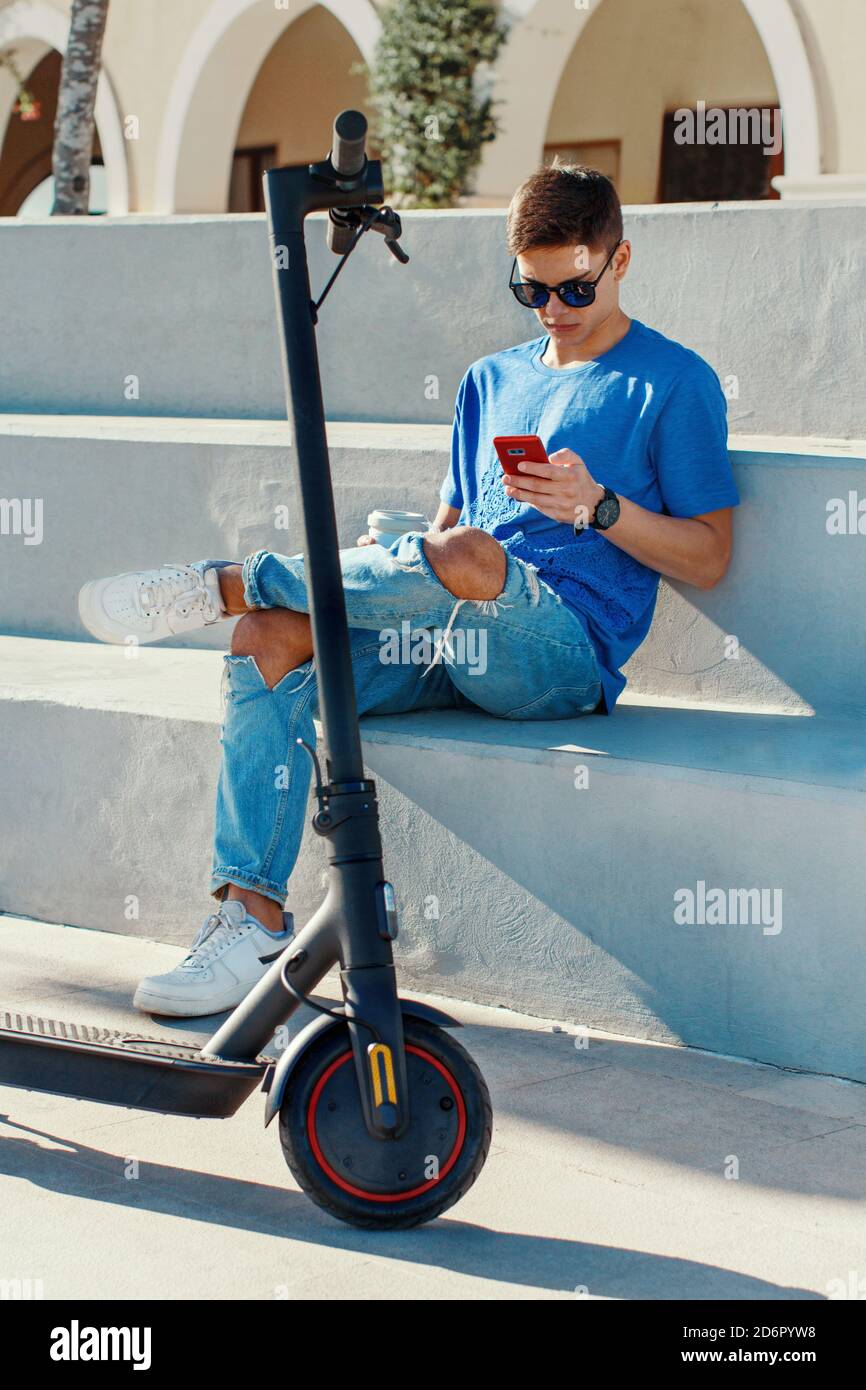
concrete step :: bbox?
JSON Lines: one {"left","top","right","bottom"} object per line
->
{"left": 1, "top": 635, "right": 864, "bottom": 1083}
{"left": 0, "top": 414, "right": 446, "bottom": 654}
{"left": 2, "top": 205, "right": 865, "bottom": 441}
{"left": 2, "top": 415, "right": 865, "bottom": 714}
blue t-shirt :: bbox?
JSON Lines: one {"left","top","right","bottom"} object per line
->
{"left": 439, "top": 319, "right": 740, "bottom": 713}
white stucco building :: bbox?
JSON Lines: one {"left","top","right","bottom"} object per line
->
{"left": 0, "top": 0, "right": 863, "bottom": 215}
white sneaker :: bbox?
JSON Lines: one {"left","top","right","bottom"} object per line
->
{"left": 133, "top": 899, "right": 295, "bottom": 1018}
{"left": 78, "top": 562, "right": 229, "bottom": 646}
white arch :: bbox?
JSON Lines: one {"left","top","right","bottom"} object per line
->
{"left": 0, "top": 0, "right": 129, "bottom": 214}
{"left": 477, "top": 0, "right": 822, "bottom": 197}
{"left": 739, "top": 0, "right": 821, "bottom": 178}
{"left": 154, "top": 0, "right": 381, "bottom": 214}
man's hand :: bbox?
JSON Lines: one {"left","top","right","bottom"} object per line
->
{"left": 356, "top": 525, "right": 446, "bottom": 546}
{"left": 502, "top": 447, "right": 606, "bottom": 529}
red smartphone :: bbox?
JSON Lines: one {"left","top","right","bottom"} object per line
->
{"left": 493, "top": 434, "right": 549, "bottom": 476}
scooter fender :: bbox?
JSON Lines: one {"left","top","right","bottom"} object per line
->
{"left": 262, "top": 999, "right": 461, "bottom": 1128}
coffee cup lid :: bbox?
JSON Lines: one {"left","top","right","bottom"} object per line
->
{"left": 367, "top": 510, "right": 429, "bottom": 531}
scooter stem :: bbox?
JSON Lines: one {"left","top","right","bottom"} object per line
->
{"left": 262, "top": 149, "right": 385, "bottom": 784}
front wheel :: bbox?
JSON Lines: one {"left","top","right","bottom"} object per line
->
{"left": 278, "top": 1017, "right": 492, "bottom": 1229}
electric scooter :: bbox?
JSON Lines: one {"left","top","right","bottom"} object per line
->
{"left": 0, "top": 110, "right": 492, "bottom": 1229}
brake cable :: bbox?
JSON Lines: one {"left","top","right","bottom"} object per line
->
{"left": 279, "top": 954, "right": 383, "bottom": 1044}
{"left": 311, "top": 204, "right": 408, "bottom": 321}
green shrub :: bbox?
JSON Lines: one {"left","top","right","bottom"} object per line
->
{"left": 362, "top": 0, "right": 509, "bottom": 208}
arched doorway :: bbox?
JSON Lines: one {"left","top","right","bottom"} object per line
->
{"left": 475, "top": 0, "right": 821, "bottom": 202}
{"left": 154, "top": 0, "right": 380, "bottom": 214}
{"left": 0, "top": 0, "right": 128, "bottom": 215}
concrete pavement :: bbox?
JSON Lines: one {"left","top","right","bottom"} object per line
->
{"left": 1, "top": 915, "right": 864, "bottom": 1301}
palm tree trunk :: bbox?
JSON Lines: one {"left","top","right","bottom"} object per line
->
{"left": 51, "top": 0, "right": 110, "bottom": 215}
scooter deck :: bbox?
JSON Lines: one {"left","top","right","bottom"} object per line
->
{"left": 0, "top": 1010, "right": 267, "bottom": 1118}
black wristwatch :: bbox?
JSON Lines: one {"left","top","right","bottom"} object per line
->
{"left": 589, "top": 486, "right": 620, "bottom": 531}
{"left": 574, "top": 486, "right": 620, "bottom": 535}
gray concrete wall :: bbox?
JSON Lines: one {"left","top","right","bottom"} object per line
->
{"left": 1, "top": 203, "right": 865, "bottom": 438}
{"left": 2, "top": 418, "right": 864, "bottom": 715}
{"left": 1, "top": 638, "right": 864, "bottom": 1083}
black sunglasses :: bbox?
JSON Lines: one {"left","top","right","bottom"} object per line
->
{"left": 509, "top": 240, "right": 623, "bottom": 309}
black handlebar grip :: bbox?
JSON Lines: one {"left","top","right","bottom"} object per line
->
{"left": 330, "top": 109, "right": 367, "bottom": 178}
{"left": 327, "top": 210, "right": 358, "bottom": 256}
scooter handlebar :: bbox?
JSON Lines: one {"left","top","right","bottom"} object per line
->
{"left": 330, "top": 109, "right": 367, "bottom": 179}
{"left": 327, "top": 110, "right": 368, "bottom": 255}
{"left": 327, "top": 213, "right": 359, "bottom": 256}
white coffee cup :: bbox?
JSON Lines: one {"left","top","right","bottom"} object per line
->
{"left": 366, "top": 509, "right": 430, "bottom": 546}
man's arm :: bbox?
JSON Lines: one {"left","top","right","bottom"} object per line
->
{"left": 503, "top": 448, "right": 733, "bottom": 591}
{"left": 429, "top": 502, "right": 461, "bottom": 534}
{"left": 595, "top": 497, "right": 733, "bottom": 590}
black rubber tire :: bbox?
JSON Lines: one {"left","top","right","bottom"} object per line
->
{"left": 278, "top": 1017, "right": 492, "bottom": 1229}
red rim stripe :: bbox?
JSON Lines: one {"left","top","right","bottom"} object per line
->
{"left": 306, "top": 1045, "right": 467, "bottom": 1202}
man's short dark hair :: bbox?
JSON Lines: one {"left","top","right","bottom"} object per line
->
{"left": 506, "top": 163, "right": 624, "bottom": 258}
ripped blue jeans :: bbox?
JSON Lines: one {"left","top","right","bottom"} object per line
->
{"left": 211, "top": 531, "right": 602, "bottom": 905}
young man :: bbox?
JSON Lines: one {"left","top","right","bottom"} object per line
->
{"left": 78, "top": 164, "right": 738, "bottom": 1017}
